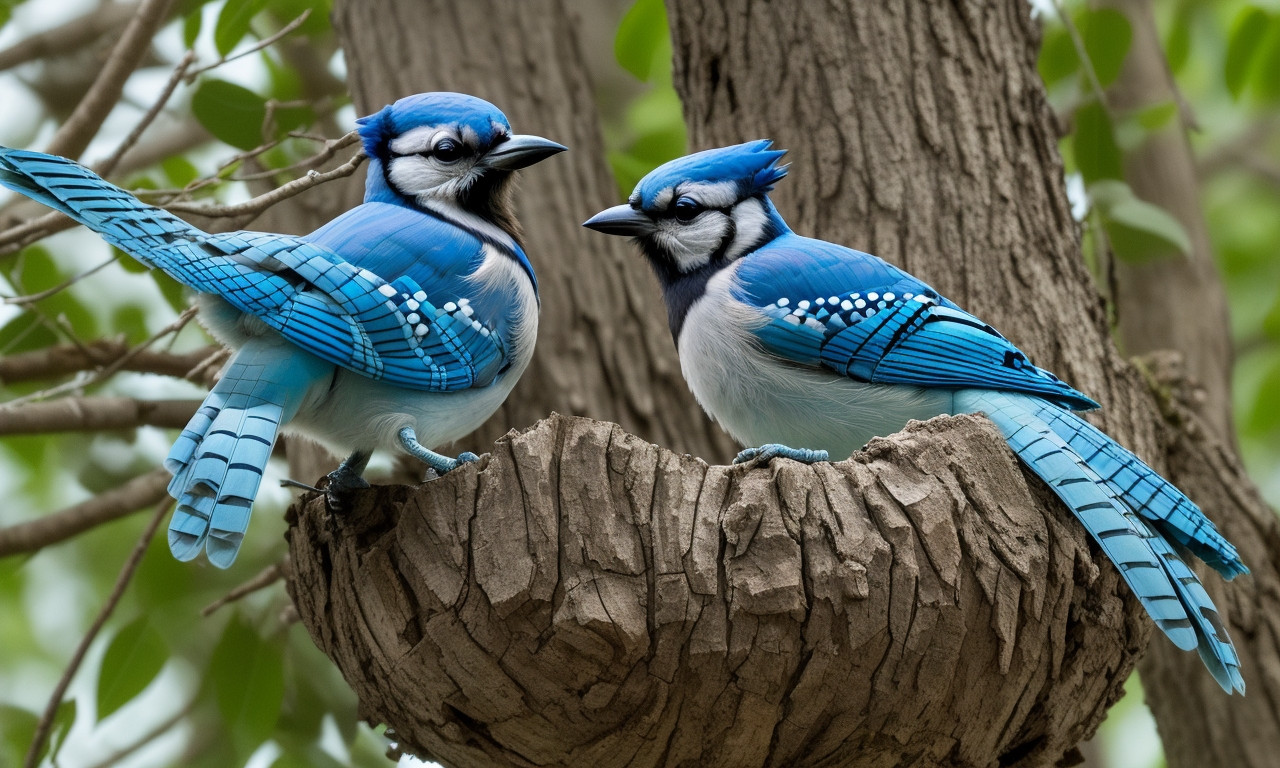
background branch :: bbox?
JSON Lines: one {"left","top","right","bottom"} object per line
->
{"left": 0, "top": 468, "right": 169, "bottom": 558}
{"left": 0, "top": 397, "right": 199, "bottom": 435}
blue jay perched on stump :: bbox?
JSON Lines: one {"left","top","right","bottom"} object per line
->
{"left": 584, "top": 140, "right": 1246, "bottom": 693}
{"left": 0, "top": 92, "right": 565, "bottom": 568}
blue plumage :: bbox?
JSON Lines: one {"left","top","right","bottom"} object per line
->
{"left": 584, "top": 140, "right": 1247, "bottom": 694}
{"left": 1, "top": 92, "right": 565, "bottom": 568}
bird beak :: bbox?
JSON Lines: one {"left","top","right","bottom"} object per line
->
{"left": 484, "top": 134, "right": 567, "bottom": 170}
{"left": 582, "top": 204, "right": 653, "bottom": 237}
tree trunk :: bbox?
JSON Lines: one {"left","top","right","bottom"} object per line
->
{"left": 666, "top": 0, "right": 1280, "bottom": 764}
{"left": 282, "top": 0, "right": 1280, "bottom": 766}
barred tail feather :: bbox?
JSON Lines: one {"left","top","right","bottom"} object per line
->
{"left": 163, "top": 340, "right": 329, "bottom": 568}
{"left": 959, "top": 390, "right": 1243, "bottom": 693}
{"left": 1029, "top": 401, "right": 1246, "bottom": 579}
{"left": 0, "top": 147, "right": 202, "bottom": 268}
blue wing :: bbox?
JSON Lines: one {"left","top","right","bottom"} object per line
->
{"left": 733, "top": 234, "right": 1099, "bottom": 410}
{"left": 0, "top": 147, "right": 510, "bottom": 392}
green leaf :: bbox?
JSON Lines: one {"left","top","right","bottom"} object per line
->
{"left": 0, "top": 705, "right": 38, "bottom": 768}
{"left": 1263, "top": 295, "right": 1280, "bottom": 341}
{"left": 1253, "top": 17, "right": 1280, "bottom": 102}
{"left": 1038, "top": 23, "right": 1080, "bottom": 86}
{"left": 47, "top": 698, "right": 76, "bottom": 765}
{"left": 1249, "top": 356, "right": 1280, "bottom": 434}
{"left": 162, "top": 155, "right": 200, "bottom": 188}
{"left": 1136, "top": 101, "right": 1178, "bottom": 132}
{"left": 1089, "top": 179, "right": 1191, "bottom": 262}
{"left": 1083, "top": 8, "right": 1132, "bottom": 88}
{"left": 270, "top": 742, "right": 347, "bottom": 768}
{"left": 1225, "top": 7, "right": 1270, "bottom": 99}
{"left": 1164, "top": 2, "right": 1193, "bottom": 75}
{"left": 97, "top": 615, "right": 168, "bottom": 721}
{"left": 183, "top": 7, "right": 202, "bottom": 48}
{"left": 214, "top": 0, "right": 269, "bottom": 57}
{"left": 210, "top": 614, "right": 286, "bottom": 756}
{"left": 615, "top": 0, "right": 669, "bottom": 81}
{"left": 191, "top": 79, "right": 267, "bottom": 150}
{"left": 1072, "top": 100, "right": 1123, "bottom": 182}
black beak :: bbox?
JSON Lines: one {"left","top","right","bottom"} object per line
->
{"left": 582, "top": 204, "right": 654, "bottom": 237}
{"left": 484, "top": 134, "right": 567, "bottom": 171}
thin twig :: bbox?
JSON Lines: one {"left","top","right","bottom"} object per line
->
{"left": 0, "top": 468, "right": 170, "bottom": 557}
{"left": 3, "top": 307, "right": 200, "bottom": 407}
{"left": 202, "top": 562, "right": 285, "bottom": 616}
{"left": 2, "top": 255, "right": 119, "bottom": 305}
{"left": 97, "top": 49, "right": 198, "bottom": 179}
{"left": 0, "top": 396, "right": 200, "bottom": 435}
{"left": 0, "top": 2, "right": 138, "bottom": 72}
{"left": 0, "top": 211, "right": 77, "bottom": 258}
{"left": 82, "top": 696, "right": 196, "bottom": 768}
{"left": 164, "top": 151, "right": 366, "bottom": 219}
{"left": 44, "top": 0, "right": 178, "bottom": 161}
{"left": 183, "top": 9, "right": 313, "bottom": 83}
{"left": 1051, "top": 0, "right": 1112, "bottom": 117}
{"left": 23, "top": 499, "right": 172, "bottom": 768}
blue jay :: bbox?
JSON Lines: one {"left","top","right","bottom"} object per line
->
{"left": 0, "top": 92, "right": 565, "bottom": 568}
{"left": 584, "top": 140, "right": 1247, "bottom": 693}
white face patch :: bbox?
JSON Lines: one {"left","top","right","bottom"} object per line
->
{"left": 652, "top": 211, "right": 731, "bottom": 273}
{"left": 386, "top": 127, "right": 484, "bottom": 202}
{"left": 724, "top": 197, "right": 769, "bottom": 261}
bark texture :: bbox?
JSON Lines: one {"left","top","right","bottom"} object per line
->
{"left": 666, "top": 1, "right": 1280, "bottom": 764}
{"left": 288, "top": 413, "right": 1146, "bottom": 768}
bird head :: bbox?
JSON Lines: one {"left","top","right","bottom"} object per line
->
{"left": 357, "top": 92, "right": 566, "bottom": 238}
{"left": 583, "top": 140, "right": 791, "bottom": 287}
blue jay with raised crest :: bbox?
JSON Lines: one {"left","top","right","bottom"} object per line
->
{"left": 584, "top": 140, "right": 1247, "bottom": 694}
{"left": 0, "top": 92, "right": 564, "bottom": 568}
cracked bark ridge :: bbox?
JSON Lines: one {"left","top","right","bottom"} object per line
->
{"left": 287, "top": 413, "right": 1147, "bottom": 768}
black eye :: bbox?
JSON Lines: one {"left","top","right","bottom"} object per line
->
{"left": 673, "top": 196, "right": 703, "bottom": 222}
{"left": 433, "top": 138, "right": 464, "bottom": 163}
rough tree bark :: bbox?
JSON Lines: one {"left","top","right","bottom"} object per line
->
{"left": 666, "top": 0, "right": 1280, "bottom": 765}
{"left": 282, "top": 1, "right": 1280, "bottom": 766}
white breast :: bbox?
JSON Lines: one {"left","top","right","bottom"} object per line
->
{"left": 676, "top": 267, "right": 955, "bottom": 460}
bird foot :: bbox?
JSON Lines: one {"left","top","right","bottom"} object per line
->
{"left": 733, "top": 443, "right": 829, "bottom": 465}
{"left": 398, "top": 427, "right": 480, "bottom": 477}
{"left": 324, "top": 465, "right": 372, "bottom": 512}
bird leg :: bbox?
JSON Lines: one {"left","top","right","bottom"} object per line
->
{"left": 397, "top": 427, "right": 479, "bottom": 476}
{"left": 733, "top": 443, "right": 830, "bottom": 465}
{"left": 324, "top": 449, "right": 372, "bottom": 511}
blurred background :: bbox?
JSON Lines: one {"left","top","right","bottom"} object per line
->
{"left": 0, "top": 1, "right": 1275, "bottom": 766}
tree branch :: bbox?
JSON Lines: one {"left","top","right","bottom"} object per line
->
{"left": 0, "top": 341, "right": 221, "bottom": 385}
{"left": 43, "top": 0, "right": 177, "bottom": 161}
{"left": 0, "top": 397, "right": 199, "bottom": 435}
{"left": 0, "top": 2, "right": 138, "bottom": 72}
{"left": 0, "top": 468, "right": 169, "bottom": 557}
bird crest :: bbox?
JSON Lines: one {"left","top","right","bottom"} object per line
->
{"left": 356, "top": 92, "right": 512, "bottom": 160}
{"left": 634, "top": 139, "right": 788, "bottom": 209}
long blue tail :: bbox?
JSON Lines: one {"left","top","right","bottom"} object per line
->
{"left": 957, "top": 390, "right": 1244, "bottom": 694}
{"left": 0, "top": 147, "right": 206, "bottom": 262}
{"left": 165, "top": 340, "right": 330, "bottom": 568}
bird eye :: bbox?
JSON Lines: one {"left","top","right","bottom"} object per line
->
{"left": 432, "top": 138, "right": 465, "bottom": 163}
{"left": 673, "top": 196, "right": 703, "bottom": 223}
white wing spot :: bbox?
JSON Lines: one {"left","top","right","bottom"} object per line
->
{"left": 776, "top": 298, "right": 790, "bottom": 307}
{"left": 406, "top": 313, "right": 420, "bottom": 324}
{"left": 457, "top": 298, "right": 470, "bottom": 307}
{"left": 854, "top": 299, "right": 866, "bottom": 309}
{"left": 797, "top": 300, "right": 811, "bottom": 310}
{"left": 841, "top": 300, "right": 854, "bottom": 311}
{"left": 378, "top": 284, "right": 397, "bottom": 297}
{"left": 413, "top": 290, "right": 427, "bottom": 302}
{"left": 443, "top": 302, "right": 457, "bottom": 312}
{"left": 867, "top": 292, "right": 879, "bottom": 301}
{"left": 406, "top": 299, "right": 420, "bottom": 311}
{"left": 414, "top": 324, "right": 429, "bottom": 337}
{"left": 883, "top": 292, "right": 895, "bottom": 301}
